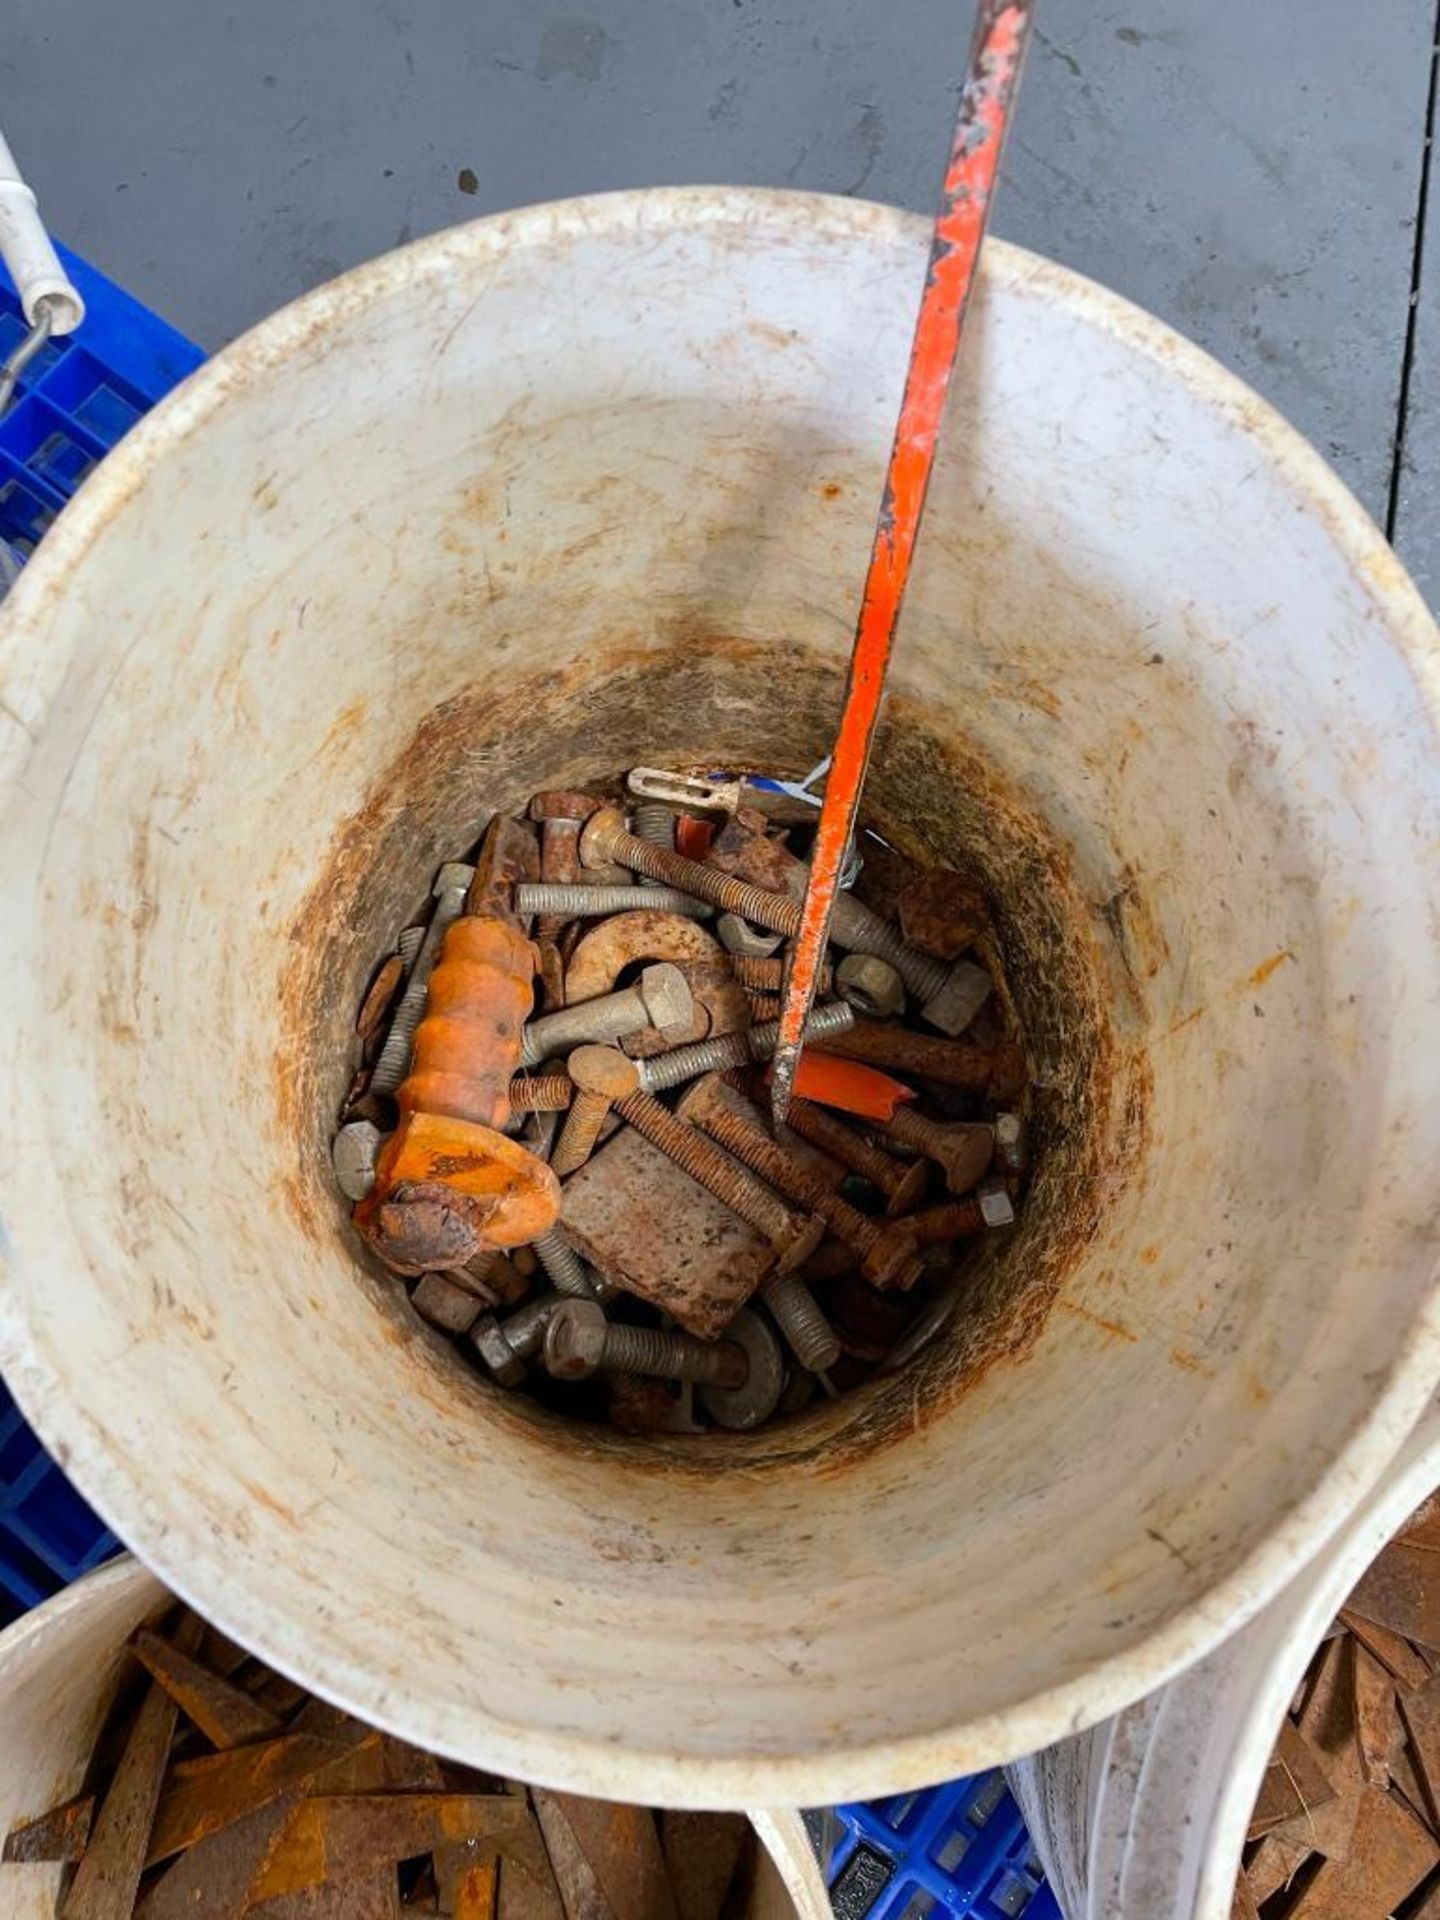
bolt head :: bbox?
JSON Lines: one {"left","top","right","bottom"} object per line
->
{"left": 921, "top": 958, "right": 994, "bottom": 1037}
{"left": 883, "top": 1158, "right": 930, "bottom": 1218}
{"left": 543, "top": 1298, "right": 610, "bottom": 1379}
{"left": 331, "top": 1120, "right": 382, "bottom": 1200}
{"left": 860, "top": 1224, "right": 925, "bottom": 1291}
{"left": 934, "top": 1123, "right": 996, "bottom": 1197}
{"left": 977, "top": 1179, "right": 1016, "bottom": 1228}
{"left": 434, "top": 861, "right": 476, "bottom": 898}
{"left": 836, "top": 952, "right": 906, "bottom": 1019}
{"left": 700, "top": 1309, "right": 784, "bottom": 1430}
{"left": 470, "top": 1314, "right": 526, "bottom": 1388}
{"left": 578, "top": 805, "right": 626, "bottom": 870}
{"left": 530, "top": 789, "right": 602, "bottom": 823}
{"left": 567, "top": 1044, "right": 641, "bottom": 1100}
{"left": 716, "top": 912, "right": 784, "bottom": 958}
{"left": 637, "top": 962, "right": 693, "bottom": 1033}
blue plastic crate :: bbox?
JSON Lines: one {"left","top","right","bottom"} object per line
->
{"left": 829, "top": 1774, "right": 1061, "bottom": 1920}
{"left": 0, "top": 241, "right": 202, "bottom": 1621}
{"left": 0, "top": 239, "right": 204, "bottom": 554}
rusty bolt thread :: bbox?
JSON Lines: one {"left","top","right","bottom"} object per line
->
{"left": 516, "top": 883, "right": 713, "bottom": 920}
{"left": 745, "top": 991, "right": 781, "bottom": 1022}
{"left": 907, "top": 1197, "right": 1010, "bottom": 1246}
{"left": 531, "top": 1226, "right": 599, "bottom": 1297}
{"left": 521, "top": 970, "right": 685, "bottom": 1067}
{"left": 636, "top": 1001, "right": 856, "bottom": 1093}
{"left": 582, "top": 808, "right": 803, "bottom": 936}
{"left": 813, "top": 1021, "right": 1024, "bottom": 1095}
{"left": 681, "top": 1081, "right": 887, "bottom": 1263}
{"left": 508, "top": 1073, "right": 573, "bottom": 1112}
{"left": 786, "top": 1099, "right": 925, "bottom": 1212}
{"left": 545, "top": 1306, "right": 748, "bottom": 1388}
{"left": 549, "top": 1088, "right": 613, "bottom": 1178}
{"left": 615, "top": 1090, "right": 816, "bottom": 1255}
{"left": 759, "top": 1270, "right": 842, "bottom": 1372}
{"left": 370, "top": 877, "right": 472, "bottom": 1095}
{"left": 885, "top": 1108, "right": 994, "bottom": 1192}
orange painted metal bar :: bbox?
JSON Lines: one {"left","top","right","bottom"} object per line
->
{"left": 770, "top": 0, "right": 1033, "bottom": 1127}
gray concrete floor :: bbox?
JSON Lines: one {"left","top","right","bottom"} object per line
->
{"left": 4, "top": 0, "right": 1437, "bottom": 596}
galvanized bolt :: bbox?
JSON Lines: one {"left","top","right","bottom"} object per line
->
{"left": 884, "top": 1108, "right": 995, "bottom": 1195}
{"left": 907, "top": 1182, "right": 1016, "bottom": 1246}
{"left": 756, "top": 1270, "right": 841, "bottom": 1372}
{"left": 550, "top": 1046, "right": 641, "bottom": 1178}
{"left": 470, "top": 1289, "right": 572, "bottom": 1386}
{"left": 370, "top": 862, "right": 475, "bottom": 1095}
{"left": 632, "top": 800, "right": 675, "bottom": 893}
{"left": 542, "top": 1298, "right": 747, "bottom": 1388}
{"left": 530, "top": 791, "right": 600, "bottom": 939}
{"left": 398, "top": 924, "right": 426, "bottom": 970}
{"left": 836, "top": 952, "right": 906, "bottom": 1019}
{"left": 994, "top": 1111, "right": 1029, "bottom": 1176}
{"left": 508, "top": 1072, "right": 574, "bottom": 1112}
{"left": 531, "top": 1225, "right": 601, "bottom": 1297}
{"left": 521, "top": 961, "right": 693, "bottom": 1066}
{"left": 515, "top": 883, "right": 713, "bottom": 920}
{"left": 919, "top": 958, "right": 993, "bottom": 1037}
{"left": 580, "top": 805, "right": 803, "bottom": 936}
{"left": 699, "top": 1308, "right": 786, "bottom": 1430}
{"left": 785, "top": 1099, "right": 928, "bottom": 1217}
{"left": 331, "top": 1119, "right": 382, "bottom": 1200}
{"left": 614, "top": 1089, "right": 824, "bottom": 1271}
{"left": 716, "top": 912, "right": 784, "bottom": 958}
{"left": 677, "top": 1075, "right": 921, "bottom": 1291}
{"left": 634, "top": 1000, "right": 856, "bottom": 1093}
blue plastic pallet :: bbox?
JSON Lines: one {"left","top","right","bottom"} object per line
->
{"left": 830, "top": 1775, "right": 1062, "bottom": 1920}
{"left": 0, "top": 239, "right": 204, "bottom": 555}
{"left": 0, "top": 241, "right": 202, "bottom": 1621}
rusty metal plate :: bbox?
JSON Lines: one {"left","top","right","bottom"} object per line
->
{"left": 1284, "top": 1785, "right": 1437, "bottom": 1917}
{"left": 896, "top": 870, "right": 989, "bottom": 961}
{"left": 1347, "top": 1540, "right": 1440, "bottom": 1652}
{"left": 2, "top": 1793, "right": 94, "bottom": 1863}
{"left": 131, "top": 1627, "right": 283, "bottom": 1750}
{"left": 658, "top": 1811, "right": 748, "bottom": 1920}
{"left": 532, "top": 1795, "right": 676, "bottom": 1920}
{"left": 148, "top": 1733, "right": 366, "bottom": 1865}
{"left": 1340, "top": 1608, "right": 1433, "bottom": 1691}
{"left": 560, "top": 1129, "right": 772, "bottom": 1339}
{"left": 1400, "top": 1674, "right": 1440, "bottom": 1830}
{"left": 1248, "top": 1720, "right": 1336, "bottom": 1841}
{"left": 1353, "top": 1644, "right": 1398, "bottom": 1787}
{"left": 61, "top": 1679, "right": 179, "bottom": 1920}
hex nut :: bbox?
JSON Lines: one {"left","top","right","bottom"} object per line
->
{"left": 331, "top": 1120, "right": 381, "bottom": 1200}
{"left": 543, "top": 1298, "right": 611, "bottom": 1380}
{"left": 637, "top": 961, "right": 694, "bottom": 1033}
{"left": 470, "top": 1314, "right": 527, "bottom": 1388}
{"left": 836, "top": 952, "right": 906, "bottom": 1019}
{"left": 921, "top": 957, "right": 993, "bottom": 1036}
{"left": 716, "top": 912, "right": 784, "bottom": 958}
{"left": 699, "top": 1308, "right": 784, "bottom": 1431}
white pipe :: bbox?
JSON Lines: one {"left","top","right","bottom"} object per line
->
{"left": 0, "top": 128, "right": 83, "bottom": 334}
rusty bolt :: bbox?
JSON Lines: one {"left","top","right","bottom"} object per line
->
{"left": 542, "top": 1298, "right": 747, "bottom": 1388}
{"left": 920, "top": 958, "right": 993, "bottom": 1037}
{"left": 908, "top": 1182, "right": 1016, "bottom": 1246}
{"left": 411, "top": 1271, "right": 484, "bottom": 1336}
{"left": 813, "top": 1020, "right": 1026, "bottom": 1095}
{"left": 836, "top": 952, "right": 906, "bottom": 1019}
{"left": 677, "top": 1075, "right": 922, "bottom": 1291}
{"left": 550, "top": 1046, "right": 641, "bottom": 1178}
{"left": 370, "top": 863, "right": 475, "bottom": 1096}
{"left": 332, "top": 1119, "right": 382, "bottom": 1200}
{"left": 699, "top": 1308, "right": 786, "bottom": 1429}
{"left": 529, "top": 791, "right": 601, "bottom": 938}
{"left": 716, "top": 912, "right": 784, "bottom": 958}
{"left": 521, "top": 961, "right": 693, "bottom": 1066}
{"left": 634, "top": 1000, "right": 856, "bottom": 1093}
{"left": 884, "top": 1109, "right": 995, "bottom": 1195}
{"left": 508, "top": 1072, "right": 574, "bottom": 1112}
{"left": 727, "top": 953, "right": 832, "bottom": 993}
{"left": 580, "top": 805, "right": 803, "bottom": 936}
{"left": 614, "top": 1089, "right": 823, "bottom": 1271}
{"left": 516, "top": 883, "right": 713, "bottom": 920}
{"left": 785, "top": 1099, "right": 928, "bottom": 1216}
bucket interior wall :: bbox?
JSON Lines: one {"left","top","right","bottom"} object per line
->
{"left": 1, "top": 192, "right": 1438, "bottom": 1802}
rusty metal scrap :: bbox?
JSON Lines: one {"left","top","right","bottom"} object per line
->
{"left": 5, "top": 1608, "right": 751, "bottom": 1920}
{"left": 334, "top": 760, "right": 1032, "bottom": 1435}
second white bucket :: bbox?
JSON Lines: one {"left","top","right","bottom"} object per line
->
{"left": 2, "top": 189, "right": 1440, "bottom": 1806}
{"left": 1009, "top": 1391, "right": 1440, "bottom": 1920}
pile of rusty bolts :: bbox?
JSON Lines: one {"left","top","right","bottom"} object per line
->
{"left": 332, "top": 768, "right": 1030, "bottom": 1435}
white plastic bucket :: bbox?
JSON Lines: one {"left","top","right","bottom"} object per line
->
{"left": 0, "top": 1558, "right": 829, "bottom": 1920}
{"left": 1, "top": 188, "right": 1439, "bottom": 1808}
{"left": 1008, "top": 1390, "right": 1440, "bottom": 1920}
